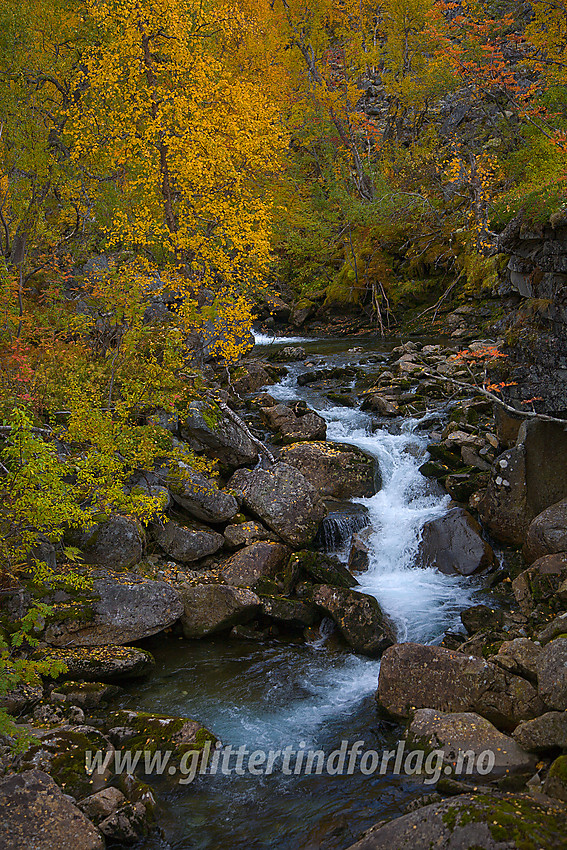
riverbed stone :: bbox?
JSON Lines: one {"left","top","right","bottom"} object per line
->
{"left": 406, "top": 709, "right": 535, "bottom": 778}
{"left": 260, "top": 401, "right": 327, "bottom": 443}
{"left": 417, "top": 507, "right": 495, "bottom": 576}
{"left": 167, "top": 466, "right": 239, "bottom": 523}
{"left": 180, "top": 400, "right": 259, "bottom": 467}
{"left": 260, "top": 596, "right": 318, "bottom": 628}
{"left": 179, "top": 584, "right": 261, "bottom": 637}
{"left": 310, "top": 585, "right": 396, "bottom": 656}
{"left": 290, "top": 550, "right": 358, "bottom": 588}
{"left": 512, "top": 553, "right": 567, "bottom": 615}
{"left": 279, "top": 441, "right": 378, "bottom": 499}
{"left": 538, "top": 638, "right": 567, "bottom": 710}
{"left": 67, "top": 515, "right": 144, "bottom": 570}
{"left": 220, "top": 541, "right": 290, "bottom": 588}
{"left": 524, "top": 498, "right": 567, "bottom": 563}
{"left": 490, "top": 638, "right": 543, "bottom": 684}
{"left": 78, "top": 787, "right": 127, "bottom": 824}
{"left": 343, "top": 792, "right": 567, "bottom": 850}
{"left": 348, "top": 526, "right": 373, "bottom": 572}
{"left": 513, "top": 711, "right": 567, "bottom": 752}
{"left": 43, "top": 570, "right": 184, "bottom": 647}
{"left": 223, "top": 521, "right": 275, "bottom": 549}
{"left": 0, "top": 770, "right": 104, "bottom": 850}
{"left": 228, "top": 463, "right": 326, "bottom": 546}
{"left": 107, "top": 709, "right": 216, "bottom": 757}
{"left": 150, "top": 518, "right": 224, "bottom": 563}
{"left": 376, "top": 642, "right": 544, "bottom": 731}
{"left": 35, "top": 646, "right": 155, "bottom": 682}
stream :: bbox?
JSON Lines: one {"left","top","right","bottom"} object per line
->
{"left": 125, "top": 334, "right": 489, "bottom": 850}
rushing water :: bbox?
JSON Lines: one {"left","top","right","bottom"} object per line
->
{"left": 125, "top": 335, "right": 487, "bottom": 850}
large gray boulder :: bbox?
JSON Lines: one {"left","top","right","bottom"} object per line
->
{"left": 260, "top": 402, "right": 326, "bottom": 444}
{"left": 490, "top": 638, "right": 542, "bottom": 684}
{"left": 343, "top": 792, "right": 567, "bottom": 850}
{"left": 538, "top": 638, "right": 567, "bottom": 710}
{"left": 223, "top": 521, "right": 275, "bottom": 549}
{"left": 180, "top": 401, "right": 258, "bottom": 467}
{"left": 228, "top": 463, "right": 326, "bottom": 546}
{"left": 43, "top": 570, "right": 183, "bottom": 646}
{"left": 279, "top": 441, "right": 377, "bottom": 498}
{"left": 150, "top": 518, "right": 224, "bottom": 563}
{"left": 479, "top": 420, "right": 567, "bottom": 545}
{"left": 310, "top": 585, "right": 395, "bottom": 657}
{"left": 513, "top": 711, "right": 567, "bottom": 752}
{"left": 220, "top": 541, "right": 290, "bottom": 588}
{"left": 524, "top": 498, "right": 567, "bottom": 563}
{"left": 167, "top": 465, "right": 239, "bottom": 523}
{"left": 68, "top": 515, "right": 144, "bottom": 569}
{"left": 418, "top": 507, "right": 495, "bottom": 576}
{"left": 179, "top": 584, "right": 261, "bottom": 638}
{"left": 0, "top": 770, "right": 104, "bottom": 850}
{"left": 407, "top": 709, "right": 535, "bottom": 778}
{"left": 512, "top": 553, "right": 567, "bottom": 615}
{"left": 376, "top": 643, "right": 544, "bottom": 731}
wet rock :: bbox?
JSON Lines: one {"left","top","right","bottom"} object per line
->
{"left": 56, "top": 682, "right": 121, "bottom": 709}
{"left": 150, "top": 518, "right": 224, "bottom": 563}
{"left": 43, "top": 570, "right": 183, "bottom": 646}
{"left": 107, "top": 709, "right": 216, "bottom": 757}
{"left": 538, "top": 638, "right": 567, "bottom": 710}
{"left": 167, "top": 466, "right": 238, "bottom": 523}
{"left": 407, "top": 709, "right": 535, "bottom": 778}
{"left": 348, "top": 527, "right": 373, "bottom": 572}
{"left": 279, "top": 441, "right": 378, "bottom": 499}
{"left": 179, "top": 584, "right": 261, "bottom": 638}
{"left": 35, "top": 646, "right": 155, "bottom": 682}
{"left": 229, "top": 463, "right": 326, "bottom": 547}
{"left": 513, "top": 712, "right": 567, "bottom": 752}
{"left": 291, "top": 550, "right": 358, "bottom": 588}
{"left": 260, "top": 401, "right": 326, "bottom": 443}
{"left": 68, "top": 515, "right": 144, "bottom": 570}
{"left": 512, "top": 553, "right": 567, "bottom": 615}
{"left": 310, "top": 585, "right": 396, "bottom": 657}
{"left": 376, "top": 643, "right": 544, "bottom": 731}
{"left": 343, "top": 792, "right": 567, "bottom": 850}
{"left": 461, "top": 605, "right": 505, "bottom": 635}
{"left": 98, "top": 801, "right": 148, "bottom": 845}
{"left": 180, "top": 400, "right": 259, "bottom": 467}
{"left": 314, "top": 501, "right": 369, "bottom": 551}
{"left": 260, "top": 596, "right": 318, "bottom": 628}
{"left": 0, "top": 770, "right": 104, "bottom": 850}
{"left": 360, "top": 395, "right": 400, "bottom": 416}
{"left": 417, "top": 507, "right": 495, "bottom": 576}
{"left": 544, "top": 755, "right": 567, "bottom": 803}
{"left": 223, "top": 521, "right": 275, "bottom": 549}
{"left": 78, "top": 787, "right": 127, "bottom": 824}
{"left": 220, "top": 541, "right": 290, "bottom": 588}
{"left": 524, "top": 498, "right": 567, "bottom": 563}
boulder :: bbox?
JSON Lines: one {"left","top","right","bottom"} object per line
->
{"left": 360, "top": 394, "right": 399, "bottom": 416}
{"left": 417, "top": 507, "right": 495, "bottom": 576}
{"left": 491, "top": 638, "right": 543, "bottom": 684}
{"left": 461, "top": 605, "right": 505, "bottom": 635}
{"left": 231, "top": 362, "right": 273, "bottom": 395}
{"left": 290, "top": 550, "right": 358, "bottom": 588}
{"left": 310, "top": 585, "right": 396, "bottom": 657}
{"left": 279, "top": 441, "right": 378, "bottom": 499}
{"left": 376, "top": 643, "right": 544, "bottom": 731}
{"left": 229, "top": 463, "right": 326, "bottom": 546}
{"left": 78, "top": 787, "right": 127, "bottom": 824}
{"left": 314, "top": 501, "right": 369, "bottom": 551}
{"left": 166, "top": 466, "right": 238, "bottom": 523}
{"left": 538, "top": 638, "right": 567, "bottom": 710}
{"left": 55, "top": 682, "right": 121, "bottom": 709}
{"left": 43, "top": 570, "right": 183, "bottom": 646}
{"left": 68, "top": 515, "right": 144, "bottom": 569}
{"left": 35, "top": 646, "right": 155, "bottom": 681}
{"left": 513, "top": 712, "right": 567, "bottom": 752}
{"left": 260, "top": 596, "right": 318, "bottom": 628}
{"left": 260, "top": 401, "right": 326, "bottom": 443}
{"left": 512, "top": 553, "right": 567, "bottom": 615}
{"left": 180, "top": 400, "right": 258, "bottom": 467}
{"left": 179, "top": 584, "right": 261, "bottom": 638}
{"left": 0, "top": 770, "right": 104, "bottom": 850}
{"left": 223, "top": 521, "right": 275, "bottom": 549}
{"left": 544, "top": 755, "right": 567, "bottom": 803}
{"left": 524, "top": 498, "right": 567, "bottom": 563}
{"left": 98, "top": 801, "right": 148, "bottom": 845}
{"left": 537, "top": 611, "right": 567, "bottom": 644}
{"left": 407, "top": 709, "right": 535, "bottom": 778}
{"left": 220, "top": 541, "right": 290, "bottom": 588}
{"left": 348, "top": 526, "right": 373, "bottom": 572}
{"left": 107, "top": 709, "right": 216, "bottom": 757}
{"left": 343, "top": 792, "right": 567, "bottom": 850}
{"left": 150, "top": 518, "right": 224, "bottom": 563}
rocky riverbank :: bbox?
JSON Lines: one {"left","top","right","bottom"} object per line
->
{"left": 1, "top": 333, "right": 567, "bottom": 849}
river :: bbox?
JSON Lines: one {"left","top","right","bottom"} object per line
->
{"left": 121, "top": 334, "right": 489, "bottom": 850}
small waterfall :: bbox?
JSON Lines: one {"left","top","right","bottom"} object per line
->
{"left": 314, "top": 506, "right": 369, "bottom": 552}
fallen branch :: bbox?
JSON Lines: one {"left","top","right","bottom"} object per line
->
{"left": 218, "top": 401, "right": 275, "bottom": 464}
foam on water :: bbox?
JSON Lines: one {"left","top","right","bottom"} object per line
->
{"left": 253, "top": 331, "right": 316, "bottom": 345}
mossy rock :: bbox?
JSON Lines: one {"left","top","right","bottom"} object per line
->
{"left": 107, "top": 710, "right": 217, "bottom": 757}
{"left": 290, "top": 550, "right": 358, "bottom": 589}
{"left": 34, "top": 646, "right": 155, "bottom": 682}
